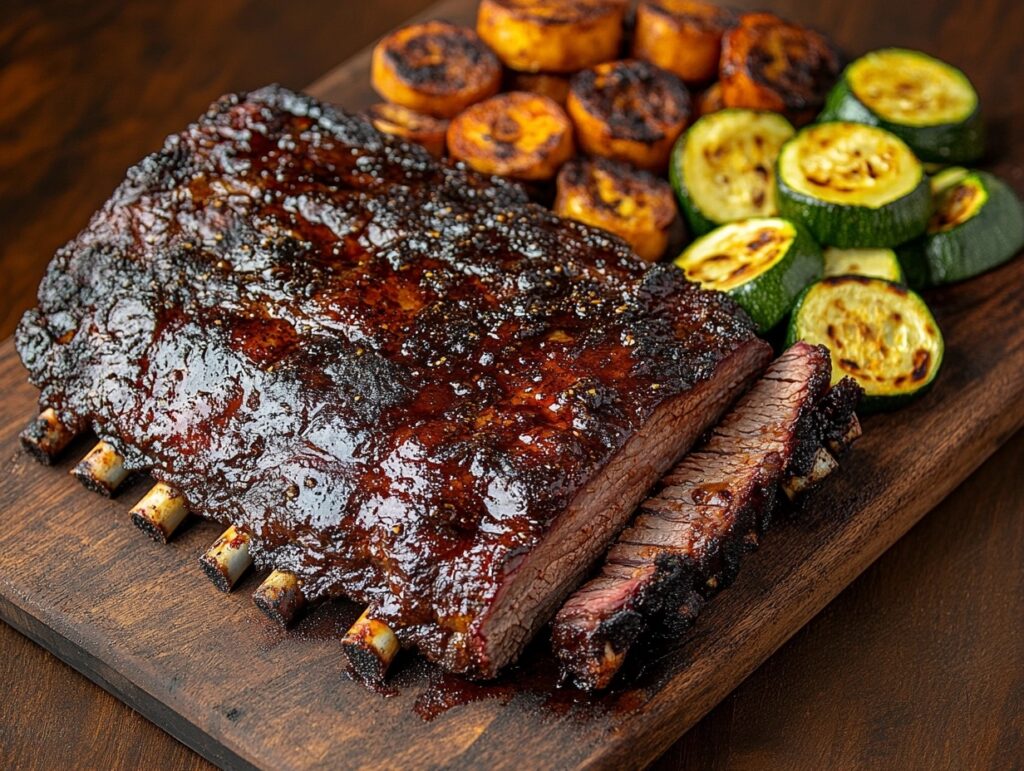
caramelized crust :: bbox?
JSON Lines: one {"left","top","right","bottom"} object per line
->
{"left": 634, "top": 0, "right": 737, "bottom": 83}
{"left": 371, "top": 21, "right": 501, "bottom": 118}
{"left": 720, "top": 12, "right": 840, "bottom": 124}
{"left": 477, "top": 0, "right": 627, "bottom": 73}
{"left": 568, "top": 59, "right": 692, "bottom": 172}
{"left": 365, "top": 103, "right": 449, "bottom": 157}
{"left": 447, "top": 91, "right": 575, "bottom": 181}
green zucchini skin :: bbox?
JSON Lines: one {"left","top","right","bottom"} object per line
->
{"left": 777, "top": 166, "right": 930, "bottom": 249}
{"left": 729, "top": 222, "right": 822, "bottom": 333}
{"left": 898, "top": 171, "right": 1024, "bottom": 286}
{"left": 678, "top": 219, "right": 822, "bottom": 333}
{"left": 669, "top": 141, "right": 718, "bottom": 237}
{"left": 785, "top": 276, "right": 943, "bottom": 412}
{"left": 669, "top": 110, "right": 794, "bottom": 237}
{"left": 820, "top": 78, "right": 984, "bottom": 164}
{"left": 819, "top": 49, "right": 984, "bottom": 164}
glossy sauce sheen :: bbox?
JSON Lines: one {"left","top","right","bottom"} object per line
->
{"left": 15, "top": 86, "right": 760, "bottom": 674}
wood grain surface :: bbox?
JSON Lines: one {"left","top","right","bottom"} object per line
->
{"left": 1, "top": 0, "right": 1023, "bottom": 769}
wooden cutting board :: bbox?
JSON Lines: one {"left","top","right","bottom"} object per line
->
{"left": 2, "top": 0, "right": 1023, "bottom": 768}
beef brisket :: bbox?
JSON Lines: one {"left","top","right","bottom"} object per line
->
{"left": 15, "top": 85, "right": 771, "bottom": 677}
{"left": 552, "top": 342, "right": 861, "bottom": 690}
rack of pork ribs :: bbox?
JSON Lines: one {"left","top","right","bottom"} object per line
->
{"left": 16, "top": 85, "right": 860, "bottom": 689}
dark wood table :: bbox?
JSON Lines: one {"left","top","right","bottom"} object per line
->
{"left": 1, "top": 2, "right": 1021, "bottom": 768}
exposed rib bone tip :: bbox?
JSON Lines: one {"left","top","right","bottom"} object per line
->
{"left": 71, "top": 440, "right": 128, "bottom": 496}
{"left": 782, "top": 446, "right": 839, "bottom": 501}
{"left": 341, "top": 608, "right": 399, "bottom": 685}
{"left": 199, "top": 526, "right": 252, "bottom": 592}
{"left": 20, "top": 409, "right": 76, "bottom": 465}
{"left": 130, "top": 482, "right": 189, "bottom": 542}
{"left": 253, "top": 569, "right": 306, "bottom": 627}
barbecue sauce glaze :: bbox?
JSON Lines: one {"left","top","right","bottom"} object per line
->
{"left": 16, "top": 86, "right": 759, "bottom": 675}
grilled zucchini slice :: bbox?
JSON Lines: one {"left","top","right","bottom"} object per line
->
{"left": 633, "top": 0, "right": 736, "bottom": 84}
{"left": 365, "top": 103, "right": 449, "bottom": 157}
{"left": 777, "top": 122, "right": 930, "bottom": 248}
{"left": 787, "top": 277, "right": 943, "bottom": 410}
{"left": 820, "top": 49, "right": 983, "bottom": 164}
{"left": 506, "top": 70, "right": 572, "bottom": 105}
{"left": 555, "top": 157, "right": 677, "bottom": 262}
{"left": 897, "top": 168, "right": 1024, "bottom": 286}
{"left": 568, "top": 59, "right": 691, "bottom": 173}
{"left": 719, "top": 12, "right": 840, "bottom": 125}
{"left": 477, "top": 0, "right": 626, "bottom": 74}
{"left": 823, "top": 247, "right": 904, "bottom": 282}
{"left": 670, "top": 109, "right": 795, "bottom": 236}
{"left": 371, "top": 21, "right": 501, "bottom": 118}
{"left": 447, "top": 92, "right": 575, "bottom": 181}
{"left": 674, "top": 217, "right": 822, "bottom": 332}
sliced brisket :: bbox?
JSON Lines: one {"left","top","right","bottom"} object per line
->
{"left": 15, "top": 85, "right": 771, "bottom": 678}
{"left": 551, "top": 342, "right": 862, "bottom": 690}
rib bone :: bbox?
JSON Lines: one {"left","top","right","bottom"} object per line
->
{"left": 341, "top": 608, "right": 400, "bottom": 685}
{"left": 253, "top": 570, "right": 306, "bottom": 627}
{"left": 130, "top": 483, "right": 189, "bottom": 542}
{"left": 72, "top": 440, "right": 128, "bottom": 495}
{"left": 20, "top": 409, "right": 75, "bottom": 464}
{"left": 199, "top": 526, "right": 252, "bottom": 591}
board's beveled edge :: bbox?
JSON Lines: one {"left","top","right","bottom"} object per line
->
{"left": 0, "top": 586, "right": 259, "bottom": 771}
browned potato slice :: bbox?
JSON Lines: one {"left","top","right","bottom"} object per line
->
{"left": 555, "top": 157, "right": 677, "bottom": 262}
{"left": 477, "top": 0, "right": 627, "bottom": 74}
{"left": 365, "top": 103, "right": 449, "bottom": 157}
{"left": 633, "top": 0, "right": 737, "bottom": 83}
{"left": 567, "top": 59, "right": 691, "bottom": 172}
{"left": 371, "top": 21, "right": 502, "bottom": 118}
{"left": 447, "top": 92, "right": 575, "bottom": 181}
{"left": 720, "top": 12, "right": 840, "bottom": 124}
{"left": 695, "top": 81, "right": 725, "bottom": 116}
{"left": 506, "top": 70, "right": 572, "bottom": 105}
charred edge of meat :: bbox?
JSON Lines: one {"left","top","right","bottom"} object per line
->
{"left": 555, "top": 361, "right": 863, "bottom": 690}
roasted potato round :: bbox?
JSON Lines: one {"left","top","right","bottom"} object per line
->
{"left": 477, "top": 0, "right": 627, "bottom": 74}
{"left": 365, "top": 103, "right": 449, "bottom": 157}
{"left": 555, "top": 157, "right": 677, "bottom": 262}
{"left": 720, "top": 12, "right": 840, "bottom": 124}
{"left": 371, "top": 21, "right": 502, "bottom": 118}
{"left": 633, "top": 0, "right": 737, "bottom": 83}
{"left": 506, "top": 70, "right": 572, "bottom": 105}
{"left": 567, "top": 59, "right": 691, "bottom": 172}
{"left": 695, "top": 81, "right": 725, "bottom": 117}
{"left": 447, "top": 91, "right": 575, "bottom": 181}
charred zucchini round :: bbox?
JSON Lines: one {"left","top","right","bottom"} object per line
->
{"left": 674, "top": 217, "right": 822, "bottom": 332}
{"left": 670, "top": 109, "right": 795, "bottom": 236}
{"left": 719, "top": 12, "right": 840, "bottom": 125}
{"left": 568, "top": 59, "right": 691, "bottom": 173}
{"left": 477, "top": 0, "right": 626, "bottom": 74}
{"left": 633, "top": 0, "right": 736, "bottom": 84}
{"left": 897, "top": 168, "right": 1024, "bottom": 286}
{"left": 365, "top": 103, "right": 449, "bottom": 157}
{"left": 447, "top": 92, "right": 575, "bottom": 181}
{"left": 776, "top": 122, "right": 930, "bottom": 248}
{"left": 787, "top": 276, "right": 943, "bottom": 410}
{"left": 371, "top": 21, "right": 501, "bottom": 118}
{"left": 820, "top": 49, "right": 983, "bottom": 164}
{"left": 555, "top": 157, "right": 677, "bottom": 262}
{"left": 823, "top": 247, "right": 904, "bottom": 283}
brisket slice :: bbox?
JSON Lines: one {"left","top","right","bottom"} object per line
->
{"left": 15, "top": 85, "right": 771, "bottom": 678}
{"left": 551, "top": 342, "right": 862, "bottom": 690}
